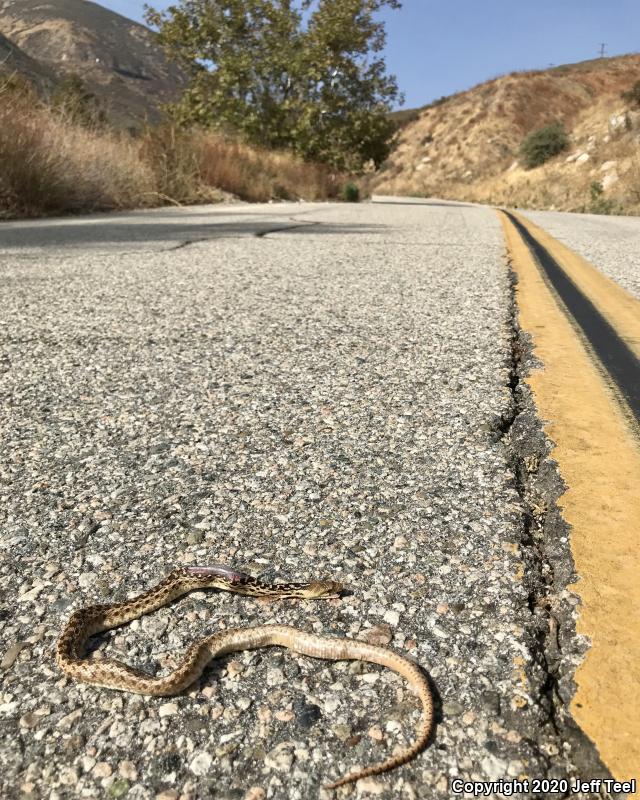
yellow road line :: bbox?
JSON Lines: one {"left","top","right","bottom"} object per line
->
{"left": 514, "top": 214, "right": 640, "bottom": 359}
{"left": 499, "top": 211, "right": 640, "bottom": 781}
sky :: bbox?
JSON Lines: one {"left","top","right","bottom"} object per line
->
{"left": 100, "top": 0, "right": 640, "bottom": 109}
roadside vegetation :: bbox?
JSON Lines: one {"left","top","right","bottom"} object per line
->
{"left": 0, "top": 80, "right": 345, "bottom": 218}
{"left": 0, "top": 0, "right": 405, "bottom": 218}
{"left": 583, "top": 180, "right": 620, "bottom": 215}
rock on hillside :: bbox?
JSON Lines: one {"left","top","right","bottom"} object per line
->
{"left": 0, "top": 0, "right": 186, "bottom": 127}
{"left": 374, "top": 53, "right": 640, "bottom": 210}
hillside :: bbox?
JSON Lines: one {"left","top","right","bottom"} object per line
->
{"left": 374, "top": 54, "right": 640, "bottom": 214}
{"left": 0, "top": 30, "right": 58, "bottom": 91}
{"left": 0, "top": 0, "right": 186, "bottom": 127}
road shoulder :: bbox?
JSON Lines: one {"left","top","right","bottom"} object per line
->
{"left": 500, "top": 210, "right": 640, "bottom": 781}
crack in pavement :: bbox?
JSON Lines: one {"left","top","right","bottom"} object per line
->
{"left": 499, "top": 256, "right": 614, "bottom": 795}
{"left": 0, "top": 213, "right": 330, "bottom": 260}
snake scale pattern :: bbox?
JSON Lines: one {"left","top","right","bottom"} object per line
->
{"left": 56, "top": 565, "right": 434, "bottom": 789}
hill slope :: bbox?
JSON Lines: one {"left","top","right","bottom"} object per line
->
{"left": 0, "top": 0, "right": 186, "bottom": 127}
{"left": 0, "top": 30, "right": 58, "bottom": 91}
{"left": 374, "top": 54, "right": 640, "bottom": 213}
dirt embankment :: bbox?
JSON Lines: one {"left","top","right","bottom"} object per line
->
{"left": 375, "top": 54, "right": 640, "bottom": 214}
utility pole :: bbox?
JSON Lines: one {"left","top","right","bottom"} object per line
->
{"left": 598, "top": 43, "right": 607, "bottom": 58}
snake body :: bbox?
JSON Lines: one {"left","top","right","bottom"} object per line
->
{"left": 56, "top": 565, "right": 433, "bottom": 789}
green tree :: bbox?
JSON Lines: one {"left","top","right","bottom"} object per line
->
{"left": 145, "top": 0, "right": 402, "bottom": 170}
{"left": 292, "top": 0, "right": 401, "bottom": 170}
{"left": 519, "top": 121, "right": 568, "bottom": 169}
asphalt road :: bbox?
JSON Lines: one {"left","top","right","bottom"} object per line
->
{"left": 0, "top": 199, "right": 609, "bottom": 799}
{"left": 520, "top": 209, "right": 640, "bottom": 301}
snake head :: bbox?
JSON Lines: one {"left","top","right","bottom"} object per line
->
{"left": 301, "top": 580, "right": 344, "bottom": 599}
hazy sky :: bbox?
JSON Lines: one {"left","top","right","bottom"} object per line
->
{"left": 100, "top": 0, "right": 640, "bottom": 109}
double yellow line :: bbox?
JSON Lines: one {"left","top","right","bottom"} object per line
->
{"left": 500, "top": 211, "right": 640, "bottom": 781}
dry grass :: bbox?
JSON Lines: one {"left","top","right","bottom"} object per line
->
{"left": 0, "top": 86, "right": 154, "bottom": 216}
{"left": 140, "top": 127, "right": 341, "bottom": 204}
{"left": 0, "top": 85, "right": 344, "bottom": 218}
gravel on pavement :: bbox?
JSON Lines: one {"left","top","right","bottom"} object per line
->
{"left": 0, "top": 200, "right": 603, "bottom": 799}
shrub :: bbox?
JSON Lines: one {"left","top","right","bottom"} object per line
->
{"left": 342, "top": 182, "right": 360, "bottom": 202}
{"left": 138, "top": 125, "right": 205, "bottom": 204}
{"left": 587, "top": 181, "right": 618, "bottom": 215}
{"left": 621, "top": 80, "right": 640, "bottom": 108}
{"left": 520, "top": 122, "right": 569, "bottom": 169}
{"left": 51, "top": 74, "right": 106, "bottom": 128}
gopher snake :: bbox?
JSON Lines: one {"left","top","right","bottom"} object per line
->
{"left": 56, "top": 564, "right": 433, "bottom": 789}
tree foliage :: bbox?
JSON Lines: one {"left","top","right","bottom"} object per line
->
{"left": 145, "top": 0, "right": 402, "bottom": 170}
{"left": 519, "top": 121, "right": 568, "bottom": 169}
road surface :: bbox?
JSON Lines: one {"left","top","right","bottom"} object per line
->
{"left": 0, "top": 199, "right": 636, "bottom": 799}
